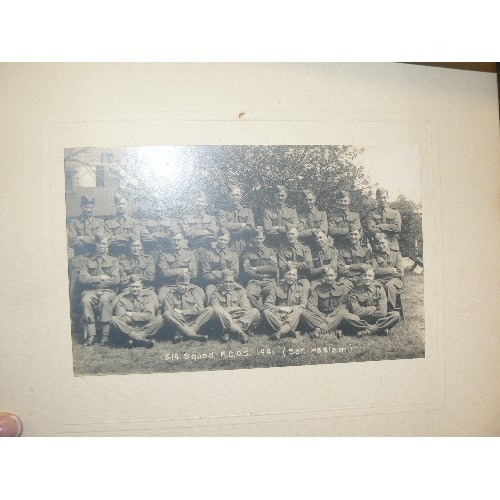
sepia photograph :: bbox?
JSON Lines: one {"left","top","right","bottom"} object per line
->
{"left": 65, "top": 145, "right": 424, "bottom": 376}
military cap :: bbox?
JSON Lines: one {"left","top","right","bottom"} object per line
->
{"left": 95, "top": 234, "right": 109, "bottom": 244}
{"left": 286, "top": 226, "right": 299, "bottom": 234}
{"left": 336, "top": 190, "right": 350, "bottom": 199}
{"left": 348, "top": 225, "right": 361, "bottom": 234}
{"left": 251, "top": 226, "right": 265, "bottom": 238}
{"left": 275, "top": 185, "right": 287, "bottom": 194}
{"left": 128, "top": 274, "right": 143, "bottom": 285}
{"left": 324, "top": 264, "right": 337, "bottom": 274}
{"left": 216, "top": 228, "right": 231, "bottom": 239}
{"left": 176, "top": 270, "right": 191, "bottom": 284}
{"left": 285, "top": 261, "right": 298, "bottom": 272}
{"left": 221, "top": 269, "right": 236, "bottom": 279}
{"left": 128, "top": 234, "right": 142, "bottom": 244}
{"left": 80, "top": 195, "right": 95, "bottom": 206}
{"left": 113, "top": 193, "right": 126, "bottom": 204}
{"left": 372, "top": 232, "right": 388, "bottom": 243}
{"left": 376, "top": 187, "right": 389, "bottom": 197}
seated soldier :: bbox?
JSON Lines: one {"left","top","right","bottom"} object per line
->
{"left": 263, "top": 263, "right": 310, "bottom": 341}
{"left": 118, "top": 236, "right": 159, "bottom": 311}
{"left": 110, "top": 275, "right": 163, "bottom": 348}
{"left": 241, "top": 227, "right": 278, "bottom": 311}
{"left": 157, "top": 233, "right": 198, "bottom": 303}
{"left": 104, "top": 194, "right": 143, "bottom": 257}
{"left": 338, "top": 226, "right": 372, "bottom": 289}
{"left": 370, "top": 232, "right": 404, "bottom": 311}
{"left": 297, "top": 189, "right": 328, "bottom": 247}
{"left": 309, "top": 230, "right": 341, "bottom": 282}
{"left": 202, "top": 228, "right": 239, "bottom": 303}
{"left": 162, "top": 271, "right": 212, "bottom": 343}
{"left": 278, "top": 227, "right": 312, "bottom": 279}
{"left": 78, "top": 234, "right": 120, "bottom": 346}
{"left": 209, "top": 269, "right": 260, "bottom": 343}
{"left": 328, "top": 190, "right": 361, "bottom": 250}
{"left": 302, "top": 266, "right": 365, "bottom": 339}
{"left": 344, "top": 267, "right": 400, "bottom": 336}
{"left": 218, "top": 184, "right": 255, "bottom": 256}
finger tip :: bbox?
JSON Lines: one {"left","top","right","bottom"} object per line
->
{"left": 0, "top": 412, "right": 23, "bottom": 437}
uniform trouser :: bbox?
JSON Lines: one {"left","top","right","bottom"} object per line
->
{"left": 81, "top": 289, "right": 117, "bottom": 325}
{"left": 381, "top": 278, "right": 403, "bottom": 310}
{"left": 301, "top": 308, "right": 353, "bottom": 333}
{"left": 110, "top": 315, "right": 164, "bottom": 341}
{"left": 69, "top": 255, "right": 85, "bottom": 320}
{"left": 163, "top": 307, "right": 214, "bottom": 338}
{"left": 262, "top": 308, "right": 304, "bottom": 332}
{"left": 246, "top": 278, "right": 275, "bottom": 310}
{"left": 209, "top": 307, "right": 260, "bottom": 332}
{"left": 343, "top": 311, "right": 400, "bottom": 334}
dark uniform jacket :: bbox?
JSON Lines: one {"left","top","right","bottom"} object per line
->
{"left": 307, "top": 281, "right": 349, "bottom": 316}
{"left": 118, "top": 253, "right": 156, "bottom": 289}
{"left": 218, "top": 206, "right": 255, "bottom": 233}
{"left": 278, "top": 242, "right": 313, "bottom": 275}
{"left": 365, "top": 207, "right": 402, "bottom": 250}
{"left": 263, "top": 205, "right": 300, "bottom": 234}
{"left": 241, "top": 244, "right": 278, "bottom": 282}
{"left": 371, "top": 249, "right": 404, "bottom": 281}
{"left": 114, "top": 292, "right": 156, "bottom": 323}
{"left": 210, "top": 283, "right": 251, "bottom": 311}
{"left": 68, "top": 215, "right": 105, "bottom": 254}
{"left": 264, "top": 279, "right": 309, "bottom": 311}
{"left": 140, "top": 217, "right": 180, "bottom": 247}
{"left": 181, "top": 213, "right": 218, "bottom": 248}
{"left": 310, "top": 245, "right": 341, "bottom": 279}
{"left": 329, "top": 209, "right": 361, "bottom": 248}
{"left": 202, "top": 246, "right": 240, "bottom": 284}
{"left": 298, "top": 208, "right": 328, "bottom": 237}
{"left": 338, "top": 244, "right": 372, "bottom": 279}
{"left": 158, "top": 248, "right": 198, "bottom": 285}
{"left": 78, "top": 253, "right": 120, "bottom": 290}
{"left": 350, "top": 282, "right": 388, "bottom": 319}
{"left": 104, "top": 215, "right": 142, "bottom": 238}
{"left": 163, "top": 285, "right": 205, "bottom": 318}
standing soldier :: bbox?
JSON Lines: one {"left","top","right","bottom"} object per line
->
{"left": 364, "top": 187, "right": 402, "bottom": 251}
{"left": 263, "top": 185, "right": 300, "bottom": 249}
{"left": 298, "top": 189, "right": 328, "bottom": 247}
{"left": 309, "top": 230, "right": 342, "bottom": 283}
{"left": 328, "top": 190, "right": 361, "bottom": 250}
{"left": 344, "top": 267, "right": 400, "bottom": 336}
{"left": 104, "top": 193, "right": 142, "bottom": 257}
{"left": 78, "top": 234, "right": 120, "bottom": 346}
{"left": 337, "top": 226, "right": 373, "bottom": 289}
{"left": 370, "top": 232, "right": 404, "bottom": 311}
{"left": 218, "top": 184, "right": 255, "bottom": 256}
{"left": 302, "top": 266, "right": 365, "bottom": 338}
{"left": 263, "top": 264, "right": 310, "bottom": 341}
{"left": 182, "top": 193, "right": 218, "bottom": 273}
{"left": 140, "top": 203, "right": 180, "bottom": 263}
{"left": 277, "top": 227, "right": 313, "bottom": 279}
{"left": 67, "top": 195, "right": 106, "bottom": 324}
{"left": 157, "top": 233, "right": 198, "bottom": 302}
{"left": 118, "top": 236, "right": 159, "bottom": 311}
{"left": 162, "top": 271, "right": 212, "bottom": 343}
{"left": 110, "top": 275, "right": 163, "bottom": 348}
{"left": 241, "top": 227, "right": 278, "bottom": 311}
{"left": 208, "top": 269, "right": 260, "bottom": 343}
{"left": 202, "top": 228, "right": 240, "bottom": 301}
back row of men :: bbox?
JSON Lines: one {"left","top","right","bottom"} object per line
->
{"left": 67, "top": 185, "right": 404, "bottom": 347}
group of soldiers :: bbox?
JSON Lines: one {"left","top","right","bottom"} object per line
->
{"left": 67, "top": 184, "right": 404, "bottom": 347}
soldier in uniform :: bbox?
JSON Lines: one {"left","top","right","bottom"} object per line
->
{"left": 370, "top": 232, "right": 404, "bottom": 311}
{"left": 157, "top": 233, "right": 198, "bottom": 303}
{"left": 298, "top": 189, "right": 328, "bottom": 247}
{"left": 277, "top": 227, "right": 313, "bottom": 279}
{"left": 67, "top": 195, "right": 106, "bottom": 324}
{"left": 162, "top": 271, "right": 212, "bottom": 343}
{"left": 181, "top": 193, "right": 218, "bottom": 270}
{"left": 78, "top": 234, "right": 120, "bottom": 346}
{"left": 241, "top": 227, "right": 278, "bottom": 311}
{"left": 208, "top": 269, "right": 260, "bottom": 343}
{"left": 110, "top": 275, "right": 163, "bottom": 348}
{"left": 328, "top": 190, "right": 361, "bottom": 250}
{"left": 302, "top": 266, "right": 365, "bottom": 338}
{"left": 218, "top": 184, "right": 255, "bottom": 256}
{"left": 344, "top": 267, "right": 400, "bottom": 336}
{"left": 337, "top": 226, "right": 373, "bottom": 289}
{"left": 118, "top": 236, "right": 159, "bottom": 312}
{"left": 309, "top": 230, "right": 342, "bottom": 282}
{"left": 140, "top": 203, "right": 180, "bottom": 263}
{"left": 202, "top": 228, "right": 240, "bottom": 302}
{"left": 263, "top": 185, "right": 300, "bottom": 249}
{"left": 263, "top": 264, "right": 310, "bottom": 341}
{"left": 364, "top": 187, "right": 402, "bottom": 251}
{"left": 104, "top": 194, "right": 142, "bottom": 257}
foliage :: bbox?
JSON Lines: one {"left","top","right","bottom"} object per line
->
{"left": 391, "top": 195, "right": 423, "bottom": 258}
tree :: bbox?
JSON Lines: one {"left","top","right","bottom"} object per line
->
{"left": 391, "top": 195, "right": 423, "bottom": 259}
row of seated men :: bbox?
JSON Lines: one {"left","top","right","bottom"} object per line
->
{"left": 75, "top": 228, "right": 403, "bottom": 347}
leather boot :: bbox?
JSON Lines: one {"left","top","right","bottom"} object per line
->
{"left": 84, "top": 323, "right": 97, "bottom": 346}
{"left": 99, "top": 324, "right": 110, "bottom": 345}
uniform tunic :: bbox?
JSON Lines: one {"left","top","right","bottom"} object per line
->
{"left": 337, "top": 244, "right": 372, "bottom": 287}
{"left": 297, "top": 208, "right": 328, "bottom": 246}
{"left": 364, "top": 206, "right": 402, "bottom": 251}
{"left": 157, "top": 248, "right": 198, "bottom": 301}
{"left": 140, "top": 217, "right": 181, "bottom": 258}
{"left": 371, "top": 248, "right": 404, "bottom": 309}
{"left": 202, "top": 245, "right": 240, "bottom": 302}
{"left": 218, "top": 206, "right": 255, "bottom": 255}
{"left": 310, "top": 245, "right": 341, "bottom": 281}
{"left": 328, "top": 209, "right": 361, "bottom": 249}
{"left": 104, "top": 215, "right": 143, "bottom": 256}
{"left": 278, "top": 242, "right": 313, "bottom": 278}
{"left": 263, "top": 205, "right": 300, "bottom": 248}
{"left": 263, "top": 279, "right": 310, "bottom": 332}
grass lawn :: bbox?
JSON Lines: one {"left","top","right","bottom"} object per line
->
{"left": 72, "top": 273, "right": 425, "bottom": 376}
